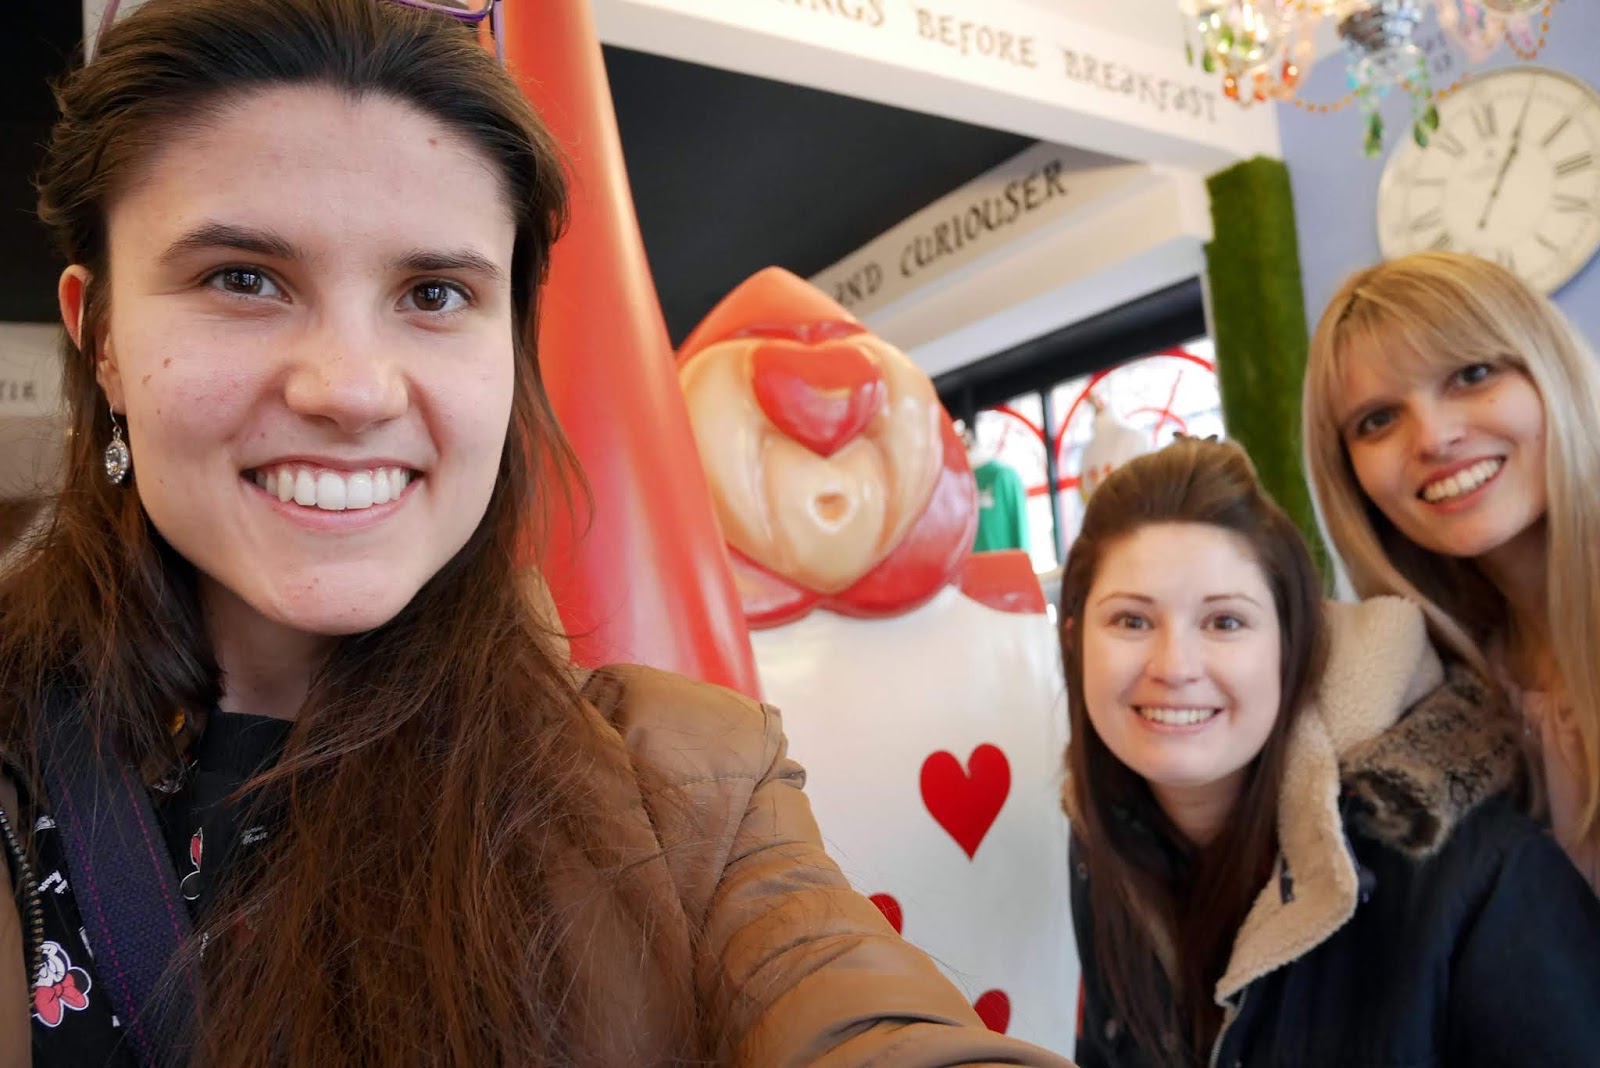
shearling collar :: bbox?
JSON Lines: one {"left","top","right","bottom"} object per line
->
{"left": 1215, "top": 597, "right": 1522, "bottom": 1002}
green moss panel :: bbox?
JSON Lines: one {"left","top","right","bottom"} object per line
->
{"left": 1204, "top": 155, "right": 1330, "bottom": 582}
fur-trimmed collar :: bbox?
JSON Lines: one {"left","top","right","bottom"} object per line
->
{"left": 1216, "top": 597, "right": 1522, "bottom": 1001}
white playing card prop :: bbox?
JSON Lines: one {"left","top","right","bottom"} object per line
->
{"left": 754, "top": 584, "right": 1076, "bottom": 1055}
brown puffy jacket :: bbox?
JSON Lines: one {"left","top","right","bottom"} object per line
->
{"left": 0, "top": 665, "right": 1074, "bottom": 1067}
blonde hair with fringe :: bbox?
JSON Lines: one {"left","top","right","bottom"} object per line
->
{"left": 1304, "top": 251, "right": 1600, "bottom": 841}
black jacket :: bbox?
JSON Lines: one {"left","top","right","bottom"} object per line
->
{"left": 1070, "top": 599, "right": 1600, "bottom": 1068}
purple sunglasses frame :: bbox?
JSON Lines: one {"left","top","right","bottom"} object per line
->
{"left": 96, "top": 0, "right": 506, "bottom": 66}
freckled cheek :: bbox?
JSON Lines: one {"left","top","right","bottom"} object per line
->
{"left": 133, "top": 363, "right": 258, "bottom": 441}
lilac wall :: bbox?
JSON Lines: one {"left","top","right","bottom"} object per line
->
{"left": 1279, "top": 1, "right": 1600, "bottom": 343}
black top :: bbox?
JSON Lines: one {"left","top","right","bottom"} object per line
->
{"left": 1071, "top": 797, "right": 1600, "bottom": 1068}
{"left": 8, "top": 711, "right": 290, "bottom": 1067}
{"left": 158, "top": 711, "right": 292, "bottom": 919}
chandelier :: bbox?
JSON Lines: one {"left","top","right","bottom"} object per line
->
{"left": 1180, "top": 0, "right": 1554, "bottom": 155}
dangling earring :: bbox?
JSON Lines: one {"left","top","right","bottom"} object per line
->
{"left": 104, "top": 403, "right": 131, "bottom": 485}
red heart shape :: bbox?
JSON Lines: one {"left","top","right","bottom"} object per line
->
{"left": 920, "top": 744, "right": 1011, "bottom": 860}
{"left": 751, "top": 341, "right": 886, "bottom": 457}
{"left": 868, "top": 893, "right": 903, "bottom": 934}
{"left": 973, "top": 989, "right": 1011, "bottom": 1034}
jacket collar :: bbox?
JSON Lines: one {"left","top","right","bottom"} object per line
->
{"left": 1215, "top": 597, "right": 1521, "bottom": 1001}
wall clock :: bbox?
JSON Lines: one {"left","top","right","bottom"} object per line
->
{"left": 1376, "top": 66, "right": 1600, "bottom": 294}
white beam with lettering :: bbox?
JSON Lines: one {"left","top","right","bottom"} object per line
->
{"left": 822, "top": 162, "right": 1213, "bottom": 377}
{"left": 592, "top": 0, "right": 1278, "bottom": 169}
{"left": 810, "top": 143, "right": 1149, "bottom": 317}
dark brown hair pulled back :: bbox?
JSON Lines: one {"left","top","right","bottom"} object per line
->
{"left": 6, "top": 0, "right": 699, "bottom": 1063}
{"left": 1060, "top": 437, "right": 1325, "bottom": 1065}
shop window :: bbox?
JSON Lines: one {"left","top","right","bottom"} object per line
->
{"left": 968, "top": 338, "right": 1222, "bottom": 573}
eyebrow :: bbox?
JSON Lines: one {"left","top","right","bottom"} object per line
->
{"left": 160, "top": 222, "right": 298, "bottom": 266}
{"left": 1095, "top": 591, "right": 1264, "bottom": 608}
{"left": 392, "top": 248, "right": 506, "bottom": 283}
{"left": 159, "top": 223, "right": 506, "bottom": 283}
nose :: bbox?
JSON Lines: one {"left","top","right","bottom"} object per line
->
{"left": 751, "top": 340, "right": 887, "bottom": 457}
{"left": 283, "top": 320, "right": 408, "bottom": 434}
{"left": 1146, "top": 626, "right": 1204, "bottom": 687}
{"left": 1411, "top": 399, "right": 1466, "bottom": 462}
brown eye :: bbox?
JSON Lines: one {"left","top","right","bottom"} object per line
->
{"left": 1353, "top": 408, "right": 1395, "bottom": 438}
{"left": 406, "top": 281, "right": 468, "bottom": 314}
{"left": 206, "top": 267, "right": 281, "bottom": 299}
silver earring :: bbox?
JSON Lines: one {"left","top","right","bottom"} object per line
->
{"left": 104, "top": 404, "right": 131, "bottom": 485}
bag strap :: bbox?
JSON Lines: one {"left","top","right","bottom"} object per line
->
{"left": 37, "top": 688, "right": 195, "bottom": 1067}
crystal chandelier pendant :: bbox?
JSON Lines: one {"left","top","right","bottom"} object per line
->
{"left": 1182, "top": 0, "right": 1293, "bottom": 104}
{"left": 1176, "top": 0, "right": 1561, "bottom": 153}
{"left": 1436, "top": 0, "right": 1508, "bottom": 64}
{"left": 1338, "top": 0, "right": 1437, "bottom": 156}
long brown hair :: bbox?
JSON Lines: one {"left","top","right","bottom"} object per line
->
{"left": 1060, "top": 438, "right": 1325, "bottom": 1065}
{"left": 4, "top": 0, "right": 701, "bottom": 1063}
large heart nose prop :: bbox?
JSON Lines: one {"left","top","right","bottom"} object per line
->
{"left": 751, "top": 342, "right": 887, "bottom": 457}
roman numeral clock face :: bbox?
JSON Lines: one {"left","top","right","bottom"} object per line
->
{"left": 1377, "top": 67, "right": 1600, "bottom": 294}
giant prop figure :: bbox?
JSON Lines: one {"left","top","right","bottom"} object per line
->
{"left": 678, "top": 268, "right": 1077, "bottom": 1056}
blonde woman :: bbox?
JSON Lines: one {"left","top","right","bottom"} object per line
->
{"left": 1303, "top": 251, "right": 1600, "bottom": 890}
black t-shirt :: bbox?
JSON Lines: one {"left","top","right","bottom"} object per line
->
{"left": 6, "top": 710, "right": 292, "bottom": 1066}
{"left": 157, "top": 711, "right": 292, "bottom": 920}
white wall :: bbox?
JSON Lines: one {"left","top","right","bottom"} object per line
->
{"left": 0, "top": 324, "right": 66, "bottom": 499}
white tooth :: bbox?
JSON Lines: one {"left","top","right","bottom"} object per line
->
{"left": 294, "top": 468, "right": 317, "bottom": 507}
{"left": 1442, "top": 476, "right": 1461, "bottom": 499}
{"left": 394, "top": 469, "right": 410, "bottom": 491}
{"left": 277, "top": 467, "right": 295, "bottom": 503}
{"left": 252, "top": 471, "right": 265, "bottom": 489}
{"left": 346, "top": 471, "right": 374, "bottom": 510}
{"left": 315, "top": 472, "right": 347, "bottom": 511}
{"left": 263, "top": 470, "right": 278, "bottom": 496}
{"left": 372, "top": 469, "right": 392, "bottom": 505}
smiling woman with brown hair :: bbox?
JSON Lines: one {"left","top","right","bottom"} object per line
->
{"left": 0, "top": 2, "right": 1077, "bottom": 1065}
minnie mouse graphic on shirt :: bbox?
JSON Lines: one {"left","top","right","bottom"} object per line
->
{"left": 32, "top": 940, "right": 93, "bottom": 1027}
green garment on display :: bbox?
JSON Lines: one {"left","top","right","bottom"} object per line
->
{"left": 972, "top": 460, "right": 1029, "bottom": 553}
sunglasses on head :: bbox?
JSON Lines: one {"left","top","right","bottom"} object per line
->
{"left": 93, "top": 0, "right": 505, "bottom": 66}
